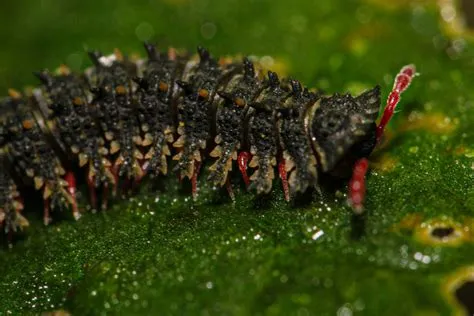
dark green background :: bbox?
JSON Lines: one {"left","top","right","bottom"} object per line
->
{"left": 0, "top": 0, "right": 473, "bottom": 315}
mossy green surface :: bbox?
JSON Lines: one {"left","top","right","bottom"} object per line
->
{"left": 0, "top": 0, "right": 473, "bottom": 314}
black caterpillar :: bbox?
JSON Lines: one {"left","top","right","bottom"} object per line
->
{"left": 0, "top": 43, "right": 416, "bottom": 233}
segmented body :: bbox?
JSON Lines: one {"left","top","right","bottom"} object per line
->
{"left": 0, "top": 43, "right": 415, "bottom": 232}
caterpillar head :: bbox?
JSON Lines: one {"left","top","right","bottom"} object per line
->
{"left": 308, "top": 86, "right": 381, "bottom": 172}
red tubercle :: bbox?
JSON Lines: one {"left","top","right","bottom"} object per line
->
{"left": 65, "top": 171, "right": 80, "bottom": 219}
{"left": 278, "top": 159, "right": 290, "bottom": 202}
{"left": 238, "top": 151, "right": 251, "bottom": 188}
{"left": 348, "top": 158, "right": 369, "bottom": 213}
{"left": 43, "top": 199, "right": 51, "bottom": 226}
{"left": 102, "top": 184, "right": 109, "bottom": 211}
{"left": 191, "top": 160, "right": 201, "bottom": 201}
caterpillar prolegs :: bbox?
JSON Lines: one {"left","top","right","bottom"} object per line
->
{"left": 0, "top": 43, "right": 416, "bottom": 233}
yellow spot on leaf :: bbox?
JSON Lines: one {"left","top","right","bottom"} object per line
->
{"left": 371, "top": 153, "right": 398, "bottom": 173}
{"left": 362, "top": 0, "right": 435, "bottom": 11}
{"left": 414, "top": 217, "right": 471, "bottom": 247}
{"left": 437, "top": 0, "right": 474, "bottom": 41}
{"left": 400, "top": 112, "right": 458, "bottom": 134}
{"left": 391, "top": 213, "right": 423, "bottom": 232}
{"left": 442, "top": 266, "right": 474, "bottom": 316}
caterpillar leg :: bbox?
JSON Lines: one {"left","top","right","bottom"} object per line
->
{"left": 278, "top": 159, "right": 290, "bottom": 202}
{"left": 43, "top": 199, "right": 51, "bottom": 226}
{"left": 226, "top": 176, "right": 235, "bottom": 202}
{"left": 110, "top": 167, "right": 119, "bottom": 198}
{"left": 348, "top": 158, "right": 369, "bottom": 214}
{"left": 238, "top": 151, "right": 251, "bottom": 188}
{"left": 191, "top": 160, "right": 201, "bottom": 201}
{"left": 65, "top": 172, "right": 80, "bottom": 220}
{"left": 348, "top": 64, "right": 417, "bottom": 212}
{"left": 102, "top": 183, "right": 109, "bottom": 211}
{"left": 132, "top": 164, "right": 147, "bottom": 192}
{"left": 86, "top": 174, "right": 97, "bottom": 211}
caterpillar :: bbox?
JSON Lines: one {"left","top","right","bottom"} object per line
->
{"left": 0, "top": 43, "right": 416, "bottom": 234}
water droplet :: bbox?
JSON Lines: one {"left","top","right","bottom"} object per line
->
{"left": 135, "top": 22, "right": 155, "bottom": 41}
{"left": 311, "top": 230, "right": 324, "bottom": 241}
{"left": 200, "top": 22, "right": 217, "bottom": 40}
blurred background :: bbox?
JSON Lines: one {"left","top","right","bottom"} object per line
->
{"left": 0, "top": 0, "right": 472, "bottom": 95}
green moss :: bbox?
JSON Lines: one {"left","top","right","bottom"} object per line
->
{"left": 0, "top": 0, "right": 473, "bottom": 314}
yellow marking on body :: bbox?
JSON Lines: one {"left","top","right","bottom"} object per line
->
{"left": 218, "top": 55, "right": 238, "bottom": 66}
{"left": 173, "top": 151, "right": 183, "bottom": 160}
{"left": 115, "top": 85, "right": 127, "bottom": 95}
{"left": 133, "top": 136, "right": 142, "bottom": 145}
{"left": 198, "top": 88, "right": 209, "bottom": 99}
{"left": 110, "top": 141, "right": 120, "bottom": 154}
{"left": 173, "top": 135, "right": 185, "bottom": 148}
{"left": 194, "top": 150, "right": 202, "bottom": 162}
{"left": 168, "top": 47, "right": 177, "bottom": 60}
{"left": 160, "top": 156, "right": 168, "bottom": 174}
{"left": 22, "top": 119, "right": 35, "bottom": 130}
{"left": 8, "top": 89, "right": 22, "bottom": 99}
{"left": 73, "top": 97, "right": 83, "bottom": 106}
{"left": 58, "top": 64, "right": 71, "bottom": 75}
{"left": 145, "top": 148, "right": 154, "bottom": 160}
{"left": 55, "top": 166, "right": 65, "bottom": 176}
{"left": 26, "top": 168, "right": 34, "bottom": 178}
{"left": 43, "top": 185, "right": 52, "bottom": 199}
{"left": 114, "top": 48, "right": 124, "bottom": 62}
{"left": 105, "top": 131, "right": 114, "bottom": 141}
{"left": 162, "top": 144, "right": 171, "bottom": 156}
{"left": 159, "top": 82, "right": 169, "bottom": 92}
{"left": 210, "top": 146, "right": 222, "bottom": 158}
{"left": 79, "top": 153, "right": 88, "bottom": 167}
{"left": 235, "top": 97, "right": 245, "bottom": 107}
{"left": 103, "top": 158, "right": 112, "bottom": 167}
{"left": 99, "top": 147, "right": 108, "bottom": 155}
{"left": 142, "top": 133, "right": 153, "bottom": 146}
{"left": 15, "top": 212, "right": 29, "bottom": 229}
{"left": 34, "top": 177, "right": 44, "bottom": 190}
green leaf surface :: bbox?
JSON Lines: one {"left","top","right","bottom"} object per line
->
{"left": 0, "top": 0, "right": 473, "bottom": 315}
